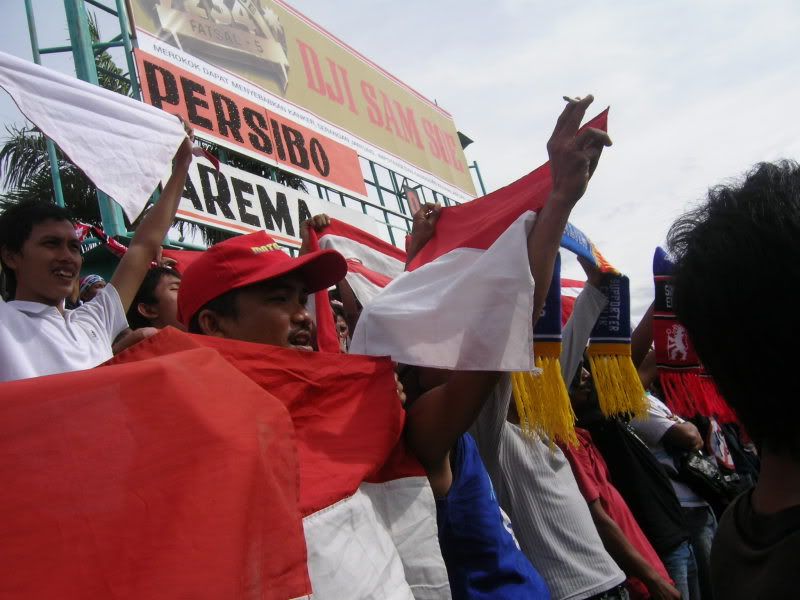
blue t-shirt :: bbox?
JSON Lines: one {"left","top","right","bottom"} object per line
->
{"left": 436, "top": 433, "right": 550, "bottom": 599}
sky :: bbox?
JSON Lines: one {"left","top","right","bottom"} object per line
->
{"left": 2, "top": 0, "right": 799, "bottom": 318}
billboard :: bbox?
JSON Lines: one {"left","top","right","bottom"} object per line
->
{"left": 176, "top": 156, "right": 378, "bottom": 246}
{"left": 129, "top": 0, "right": 476, "bottom": 202}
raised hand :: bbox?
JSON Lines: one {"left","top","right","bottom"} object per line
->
{"left": 406, "top": 203, "right": 442, "bottom": 265}
{"left": 577, "top": 255, "right": 607, "bottom": 289}
{"left": 547, "top": 95, "right": 612, "bottom": 206}
{"left": 174, "top": 117, "right": 195, "bottom": 170}
{"left": 298, "top": 213, "right": 331, "bottom": 255}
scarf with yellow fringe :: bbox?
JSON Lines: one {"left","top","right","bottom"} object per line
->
{"left": 587, "top": 274, "right": 649, "bottom": 418}
{"left": 512, "top": 253, "right": 578, "bottom": 446}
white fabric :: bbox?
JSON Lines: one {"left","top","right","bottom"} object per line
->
{"left": 560, "top": 284, "right": 608, "bottom": 383}
{"left": 344, "top": 271, "right": 387, "bottom": 307}
{"left": 361, "top": 478, "right": 452, "bottom": 600}
{"left": 318, "top": 233, "right": 403, "bottom": 307}
{"left": 0, "top": 283, "right": 129, "bottom": 383}
{"left": 561, "top": 285, "right": 584, "bottom": 299}
{"left": 303, "top": 479, "right": 451, "bottom": 600}
{"left": 0, "top": 51, "right": 186, "bottom": 221}
{"left": 351, "top": 212, "right": 537, "bottom": 371}
{"left": 470, "top": 376, "right": 626, "bottom": 600}
{"left": 318, "top": 234, "right": 405, "bottom": 279}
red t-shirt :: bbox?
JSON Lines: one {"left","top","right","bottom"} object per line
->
{"left": 560, "top": 428, "right": 671, "bottom": 599}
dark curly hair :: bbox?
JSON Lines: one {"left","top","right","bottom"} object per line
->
{"left": 667, "top": 160, "right": 800, "bottom": 456}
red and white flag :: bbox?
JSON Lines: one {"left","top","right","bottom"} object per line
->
{"left": 348, "top": 110, "right": 609, "bottom": 371}
{"left": 0, "top": 340, "right": 310, "bottom": 599}
{"left": 110, "top": 329, "right": 450, "bottom": 600}
{"left": 560, "top": 277, "right": 586, "bottom": 326}
{"left": 0, "top": 328, "right": 450, "bottom": 598}
{"left": 317, "top": 219, "right": 406, "bottom": 307}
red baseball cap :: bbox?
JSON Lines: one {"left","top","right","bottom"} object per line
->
{"left": 177, "top": 231, "right": 347, "bottom": 326}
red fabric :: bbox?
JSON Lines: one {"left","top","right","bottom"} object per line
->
{"left": 322, "top": 218, "right": 407, "bottom": 263}
{"left": 307, "top": 228, "right": 341, "bottom": 353}
{"left": 659, "top": 370, "right": 737, "bottom": 423}
{"left": 407, "top": 110, "right": 608, "bottom": 271}
{"left": 561, "top": 278, "right": 585, "bottom": 326}
{"left": 108, "top": 328, "right": 424, "bottom": 516}
{"left": 652, "top": 315, "right": 700, "bottom": 367}
{"left": 0, "top": 345, "right": 310, "bottom": 599}
{"left": 561, "top": 278, "right": 585, "bottom": 288}
{"left": 346, "top": 258, "right": 395, "bottom": 288}
{"left": 560, "top": 429, "right": 671, "bottom": 599}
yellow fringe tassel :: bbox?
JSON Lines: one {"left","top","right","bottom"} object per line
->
{"left": 511, "top": 342, "right": 578, "bottom": 448}
{"left": 586, "top": 343, "right": 649, "bottom": 418}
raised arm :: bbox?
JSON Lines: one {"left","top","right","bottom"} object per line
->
{"left": 110, "top": 134, "right": 193, "bottom": 311}
{"left": 406, "top": 97, "right": 611, "bottom": 495}
{"left": 561, "top": 256, "right": 609, "bottom": 382}
{"left": 406, "top": 369, "right": 501, "bottom": 494}
{"left": 529, "top": 95, "right": 612, "bottom": 325}
{"left": 588, "top": 501, "right": 680, "bottom": 600}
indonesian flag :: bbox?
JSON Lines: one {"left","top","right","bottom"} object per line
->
{"left": 109, "top": 328, "right": 450, "bottom": 600}
{"left": 317, "top": 223, "right": 594, "bottom": 334}
{"left": 349, "top": 110, "right": 608, "bottom": 371}
{"left": 318, "top": 219, "right": 407, "bottom": 307}
{"left": 561, "top": 278, "right": 586, "bottom": 326}
{"left": 0, "top": 340, "right": 310, "bottom": 599}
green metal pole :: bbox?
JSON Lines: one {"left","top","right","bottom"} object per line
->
{"left": 114, "top": 0, "right": 141, "bottom": 99}
{"left": 470, "top": 160, "right": 487, "bottom": 196}
{"left": 63, "top": 0, "right": 126, "bottom": 237}
{"left": 24, "top": 0, "right": 66, "bottom": 208}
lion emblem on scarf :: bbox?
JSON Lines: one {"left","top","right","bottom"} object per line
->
{"left": 666, "top": 324, "right": 689, "bottom": 361}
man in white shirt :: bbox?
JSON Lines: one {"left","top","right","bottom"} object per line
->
{"left": 0, "top": 135, "right": 193, "bottom": 382}
{"left": 630, "top": 393, "right": 717, "bottom": 599}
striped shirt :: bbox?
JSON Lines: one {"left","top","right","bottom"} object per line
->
{"left": 471, "top": 375, "right": 625, "bottom": 600}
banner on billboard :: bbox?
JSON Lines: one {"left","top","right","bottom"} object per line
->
{"left": 136, "top": 51, "right": 367, "bottom": 196}
{"left": 177, "top": 156, "right": 378, "bottom": 246}
{"left": 129, "top": 0, "right": 476, "bottom": 201}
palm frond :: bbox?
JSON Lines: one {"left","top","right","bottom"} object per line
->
{"left": 0, "top": 125, "right": 56, "bottom": 190}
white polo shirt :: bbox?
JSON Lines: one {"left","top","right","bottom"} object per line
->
{"left": 0, "top": 283, "right": 128, "bottom": 383}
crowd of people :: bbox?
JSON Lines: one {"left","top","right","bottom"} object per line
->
{"left": 0, "top": 95, "right": 796, "bottom": 599}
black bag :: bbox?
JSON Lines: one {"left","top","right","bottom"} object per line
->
{"left": 676, "top": 450, "right": 746, "bottom": 513}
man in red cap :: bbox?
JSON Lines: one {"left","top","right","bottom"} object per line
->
{"left": 177, "top": 230, "right": 347, "bottom": 348}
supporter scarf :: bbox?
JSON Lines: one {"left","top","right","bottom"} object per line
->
{"left": 561, "top": 222, "right": 617, "bottom": 272}
{"left": 512, "top": 253, "right": 577, "bottom": 446}
{"left": 75, "top": 222, "right": 128, "bottom": 258}
{"left": 652, "top": 247, "right": 735, "bottom": 421}
{"left": 587, "top": 274, "right": 649, "bottom": 417}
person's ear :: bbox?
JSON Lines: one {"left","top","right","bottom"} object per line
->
{"left": 0, "top": 246, "right": 21, "bottom": 272}
{"left": 196, "top": 308, "right": 227, "bottom": 338}
{"left": 137, "top": 302, "right": 159, "bottom": 321}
